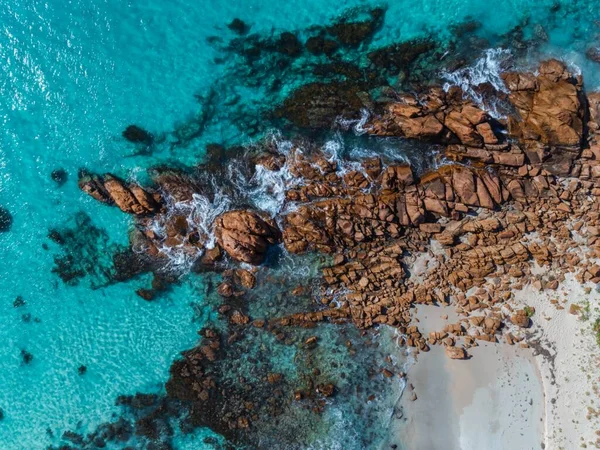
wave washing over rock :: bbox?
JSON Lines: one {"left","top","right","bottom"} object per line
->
{"left": 5, "top": 2, "right": 600, "bottom": 450}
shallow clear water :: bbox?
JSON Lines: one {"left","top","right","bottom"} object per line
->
{"left": 1, "top": 0, "right": 599, "bottom": 448}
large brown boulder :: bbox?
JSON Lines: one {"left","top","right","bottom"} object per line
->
{"left": 502, "top": 59, "right": 585, "bottom": 148}
{"left": 214, "top": 210, "right": 281, "bottom": 265}
{"left": 79, "top": 172, "right": 161, "bottom": 215}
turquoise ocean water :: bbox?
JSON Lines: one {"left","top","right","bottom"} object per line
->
{"left": 1, "top": 0, "right": 599, "bottom": 448}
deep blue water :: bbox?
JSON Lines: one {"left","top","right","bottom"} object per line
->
{"left": 1, "top": 0, "right": 599, "bottom": 448}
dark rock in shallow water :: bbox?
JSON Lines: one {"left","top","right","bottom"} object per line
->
{"left": 276, "top": 81, "right": 367, "bottom": 129}
{"left": 305, "top": 35, "right": 338, "bottom": 56}
{"left": 367, "top": 39, "right": 436, "bottom": 72}
{"left": 227, "top": 18, "right": 248, "bottom": 35}
{"left": 449, "top": 19, "right": 481, "bottom": 37}
{"left": 116, "top": 393, "right": 160, "bottom": 410}
{"left": 62, "top": 431, "right": 84, "bottom": 446}
{"left": 78, "top": 365, "right": 87, "bottom": 375}
{"left": 13, "top": 296, "right": 25, "bottom": 308}
{"left": 136, "top": 288, "right": 155, "bottom": 301}
{"left": 312, "top": 62, "right": 365, "bottom": 82}
{"left": 587, "top": 46, "right": 600, "bottom": 63}
{"left": 21, "top": 349, "right": 33, "bottom": 365}
{"left": 276, "top": 32, "right": 302, "bottom": 57}
{"left": 51, "top": 169, "right": 68, "bottom": 186}
{"left": 51, "top": 212, "right": 151, "bottom": 288}
{"left": 111, "top": 249, "right": 153, "bottom": 282}
{"left": 122, "top": 125, "right": 153, "bottom": 145}
{"left": 0, "top": 207, "right": 12, "bottom": 232}
{"left": 326, "top": 7, "right": 385, "bottom": 47}
{"left": 48, "top": 229, "right": 64, "bottom": 244}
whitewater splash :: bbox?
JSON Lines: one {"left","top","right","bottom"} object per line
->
{"left": 441, "top": 48, "right": 512, "bottom": 118}
{"left": 144, "top": 184, "right": 232, "bottom": 271}
{"left": 246, "top": 162, "right": 300, "bottom": 216}
{"left": 337, "top": 108, "right": 371, "bottom": 135}
{"left": 137, "top": 127, "right": 451, "bottom": 272}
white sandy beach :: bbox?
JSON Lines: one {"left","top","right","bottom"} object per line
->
{"left": 384, "top": 304, "right": 544, "bottom": 450}
{"left": 515, "top": 274, "right": 600, "bottom": 449}
{"left": 385, "top": 274, "right": 600, "bottom": 450}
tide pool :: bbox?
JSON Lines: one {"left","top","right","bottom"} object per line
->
{"left": 1, "top": 0, "right": 599, "bottom": 448}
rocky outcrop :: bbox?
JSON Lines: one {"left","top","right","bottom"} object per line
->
{"left": 78, "top": 172, "right": 161, "bottom": 215}
{"left": 502, "top": 59, "right": 585, "bottom": 147}
{"left": 214, "top": 210, "right": 281, "bottom": 265}
{"left": 281, "top": 163, "right": 506, "bottom": 255}
{"left": 367, "top": 87, "right": 501, "bottom": 147}
{"left": 500, "top": 59, "right": 586, "bottom": 176}
{"left": 79, "top": 60, "right": 600, "bottom": 348}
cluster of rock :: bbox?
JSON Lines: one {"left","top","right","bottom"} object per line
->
{"left": 80, "top": 60, "right": 600, "bottom": 342}
{"left": 270, "top": 60, "right": 600, "bottom": 355}
{"left": 76, "top": 60, "right": 600, "bottom": 439}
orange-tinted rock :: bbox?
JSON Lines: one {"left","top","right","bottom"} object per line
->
{"left": 445, "top": 346, "right": 467, "bottom": 359}
{"left": 235, "top": 269, "right": 257, "bottom": 289}
{"left": 381, "top": 165, "right": 414, "bottom": 190}
{"left": 79, "top": 173, "right": 160, "bottom": 215}
{"left": 510, "top": 310, "right": 531, "bottom": 328}
{"left": 502, "top": 59, "right": 584, "bottom": 148}
{"left": 215, "top": 210, "right": 281, "bottom": 265}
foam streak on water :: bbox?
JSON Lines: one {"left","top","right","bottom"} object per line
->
{"left": 145, "top": 184, "right": 232, "bottom": 271}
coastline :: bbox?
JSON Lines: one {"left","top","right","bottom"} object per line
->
{"left": 389, "top": 304, "right": 544, "bottom": 450}
{"left": 70, "top": 46, "right": 600, "bottom": 448}
{"left": 392, "top": 273, "right": 600, "bottom": 450}
{"left": 516, "top": 275, "right": 600, "bottom": 449}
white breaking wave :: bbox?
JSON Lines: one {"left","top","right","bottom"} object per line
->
{"left": 321, "top": 135, "right": 376, "bottom": 179}
{"left": 247, "top": 162, "right": 299, "bottom": 216}
{"left": 336, "top": 108, "right": 370, "bottom": 135}
{"left": 184, "top": 188, "right": 231, "bottom": 249}
{"left": 441, "top": 48, "right": 512, "bottom": 118}
{"left": 147, "top": 184, "right": 231, "bottom": 271}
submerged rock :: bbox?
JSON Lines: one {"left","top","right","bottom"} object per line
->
{"left": 276, "top": 81, "right": 367, "bottom": 129}
{"left": 326, "top": 7, "right": 385, "bottom": 47}
{"left": 0, "top": 207, "right": 12, "bottom": 232}
{"left": 21, "top": 349, "right": 33, "bottom": 365}
{"left": 305, "top": 35, "right": 338, "bottom": 56}
{"left": 122, "top": 125, "right": 153, "bottom": 145}
{"left": 51, "top": 169, "right": 68, "bottom": 186}
{"left": 586, "top": 46, "right": 600, "bottom": 63}
{"left": 227, "top": 18, "right": 249, "bottom": 35}
{"left": 276, "top": 32, "right": 302, "bottom": 57}
{"left": 367, "top": 39, "right": 436, "bottom": 72}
